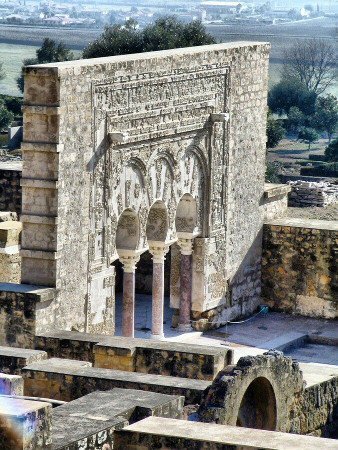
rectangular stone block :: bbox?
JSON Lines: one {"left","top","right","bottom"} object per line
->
{"left": 114, "top": 417, "right": 338, "bottom": 450}
{"left": 52, "top": 388, "right": 183, "bottom": 449}
{"left": 0, "top": 373, "right": 23, "bottom": 395}
{"left": 0, "top": 346, "right": 47, "bottom": 375}
{"left": 0, "top": 397, "right": 52, "bottom": 449}
{"left": 22, "top": 358, "right": 210, "bottom": 404}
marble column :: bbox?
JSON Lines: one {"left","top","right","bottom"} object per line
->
{"left": 149, "top": 243, "right": 169, "bottom": 340}
{"left": 178, "top": 237, "right": 194, "bottom": 331}
{"left": 120, "top": 253, "right": 140, "bottom": 338}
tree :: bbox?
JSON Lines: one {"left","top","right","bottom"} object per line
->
{"left": 266, "top": 111, "right": 285, "bottom": 148}
{"left": 311, "top": 94, "right": 338, "bottom": 142}
{"left": 282, "top": 39, "right": 336, "bottom": 95}
{"left": 83, "top": 17, "right": 215, "bottom": 59}
{"left": 17, "top": 38, "right": 73, "bottom": 93}
{"left": 268, "top": 79, "right": 316, "bottom": 115}
{"left": 325, "top": 138, "right": 338, "bottom": 162}
{"left": 287, "top": 106, "right": 305, "bottom": 134}
{"left": 0, "top": 100, "right": 14, "bottom": 131}
{"left": 298, "top": 127, "right": 319, "bottom": 149}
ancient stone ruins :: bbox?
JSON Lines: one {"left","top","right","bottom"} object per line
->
{"left": 0, "top": 43, "right": 337, "bottom": 449}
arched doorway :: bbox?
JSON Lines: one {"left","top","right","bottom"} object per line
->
{"left": 236, "top": 377, "right": 277, "bottom": 431}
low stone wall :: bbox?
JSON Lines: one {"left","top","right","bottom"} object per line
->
{"left": 0, "top": 346, "right": 47, "bottom": 375}
{"left": 0, "top": 163, "right": 22, "bottom": 214}
{"left": 22, "top": 358, "right": 211, "bottom": 404}
{"left": 0, "top": 284, "right": 56, "bottom": 348}
{"left": 0, "top": 221, "right": 22, "bottom": 283}
{"left": 114, "top": 417, "right": 336, "bottom": 450}
{"left": 35, "top": 332, "right": 232, "bottom": 381}
{"left": 262, "top": 183, "right": 291, "bottom": 221}
{"left": 262, "top": 218, "right": 337, "bottom": 319}
{"left": 300, "top": 377, "right": 338, "bottom": 438}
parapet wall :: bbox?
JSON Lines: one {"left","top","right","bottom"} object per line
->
{"left": 262, "top": 218, "right": 337, "bottom": 319}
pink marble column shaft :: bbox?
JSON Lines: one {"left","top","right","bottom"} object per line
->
{"left": 122, "top": 271, "right": 135, "bottom": 337}
{"left": 179, "top": 252, "right": 193, "bottom": 330}
{"left": 151, "top": 261, "right": 164, "bottom": 338}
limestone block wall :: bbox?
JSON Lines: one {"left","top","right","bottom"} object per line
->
{"left": 0, "top": 165, "right": 22, "bottom": 214}
{"left": 262, "top": 218, "right": 337, "bottom": 319}
{"left": 22, "top": 42, "right": 269, "bottom": 333}
{"left": 0, "top": 285, "right": 56, "bottom": 348}
{"left": 262, "top": 183, "right": 291, "bottom": 221}
{"left": 0, "top": 221, "right": 22, "bottom": 283}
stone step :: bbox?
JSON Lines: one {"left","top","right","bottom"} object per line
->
{"left": 114, "top": 416, "right": 338, "bottom": 450}
{"left": 35, "top": 331, "right": 233, "bottom": 381}
{"left": 52, "top": 388, "right": 184, "bottom": 450}
{"left": 0, "top": 345, "right": 47, "bottom": 375}
{"left": 22, "top": 358, "right": 211, "bottom": 405}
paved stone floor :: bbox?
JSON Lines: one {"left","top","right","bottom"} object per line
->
{"left": 115, "top": 293, "right": 338, "bottom": 367}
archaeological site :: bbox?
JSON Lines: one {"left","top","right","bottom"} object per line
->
{"left": 0, "top": 42, "right": 336, "bottom": 449}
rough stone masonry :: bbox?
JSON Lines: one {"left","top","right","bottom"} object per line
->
{"left": 20, "top": 42, "right": 270, "bottom": 336}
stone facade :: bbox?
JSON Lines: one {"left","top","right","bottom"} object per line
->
{"left": 262, "top": 218, "right": 338, "bottom": 319}
{"left": 21, "top": 42, "right": 270, "bottom": 335}
{"left": 0, "top": 165, "right": 22, "bottom": 214}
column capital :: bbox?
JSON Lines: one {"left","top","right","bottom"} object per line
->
{"left": 119, "top": 250, "right": 140, "bottom": 273}
{"left": 177, "top": 237, "right": 194, "bottom": 256}
{"left": 148, "top": 241, "right": 170, "bottom": 264}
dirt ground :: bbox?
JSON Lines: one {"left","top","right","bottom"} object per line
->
{"left": 287, "top": 203, "right": 338, "bottom": 221}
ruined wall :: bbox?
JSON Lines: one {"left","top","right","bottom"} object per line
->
{"left": 199, "top": 351, "right": 338, "bottom": 438}
{"left": 22, "top": 42, "right": 269, "bottom": 333}
{"left": 262, "top": 218, "right": 337, "bottom": 319}
{"left": 0, "top": 166, "right": 22, "bottom": 214}
{"left": 0, "top": 285, "right": 56, "bottom": 348}
{"left": 262, "top": 183, "right": 290, "bottom": 221}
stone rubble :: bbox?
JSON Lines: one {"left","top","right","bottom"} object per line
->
{"left": 288, "top": 180, "right": 338, "bottom": 208}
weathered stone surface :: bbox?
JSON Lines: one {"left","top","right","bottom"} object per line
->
{"left": 22, "top": 357, "right": 210, "bottom": 404}
{"left": 0, "top": 346, "right": 47, "bottom": 375}
{"left": 114, "top": 416, "right": 337, "bottom": 450}
{"left": 34, "top": 331, "right": 232, "bottom": 380}
{"left": 262, "top": 218, "right": 338, "bottom": 319}
{"left": 0, "top": 397, "right": 52, "bottom": 449}
{"left": 52, "top": 388, "right": 183, "bottom": 449}
{"left": 0, "top": 221, "right": 22, "bottom": 284}
{"left": 21, "top": 42, "right": 270, "bottom": 334}
{"left": 262, "top": 183, "right": 291, "bottom": 221}
{"left": 0, "top": 283, "right": 56, "bottom": 348}
{"left": 199, "top": 351, "right": 338, "bottom": 438}
{"left": 0, "top": 165, "right": 22, "bottom": 214}
{"left": 0, "top": 373, "right": 23, "bottom": 395}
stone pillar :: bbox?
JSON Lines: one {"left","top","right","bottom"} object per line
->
{"left": 119, "top": 252, "right": 140, "bottom": 338}
{"left": 178, "top": 237, "right": 194, "bottom": 331}
{"left": 149, "top": 242, "right": 169, "bottom": 340}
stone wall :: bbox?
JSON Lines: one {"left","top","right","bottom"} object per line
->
{"left": 0, "top": 164, "right": 22, "bottom": 214}
{"left": 262, "top": 218, "right": 337, "bottom": 319}
{"left": 0, "top": 221, "right": 21, "bottom": 283}
{"left": 0, "top": 284, "right": 56, "bottom": 348}
{"left": 262, "top": 183, "right": 290, "bottom": 221}
{"left": 22, "top": 42, "right": 270, "bottom": 334}
{"left": 198, "top": 351, "right": 338, "bottom": 438}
